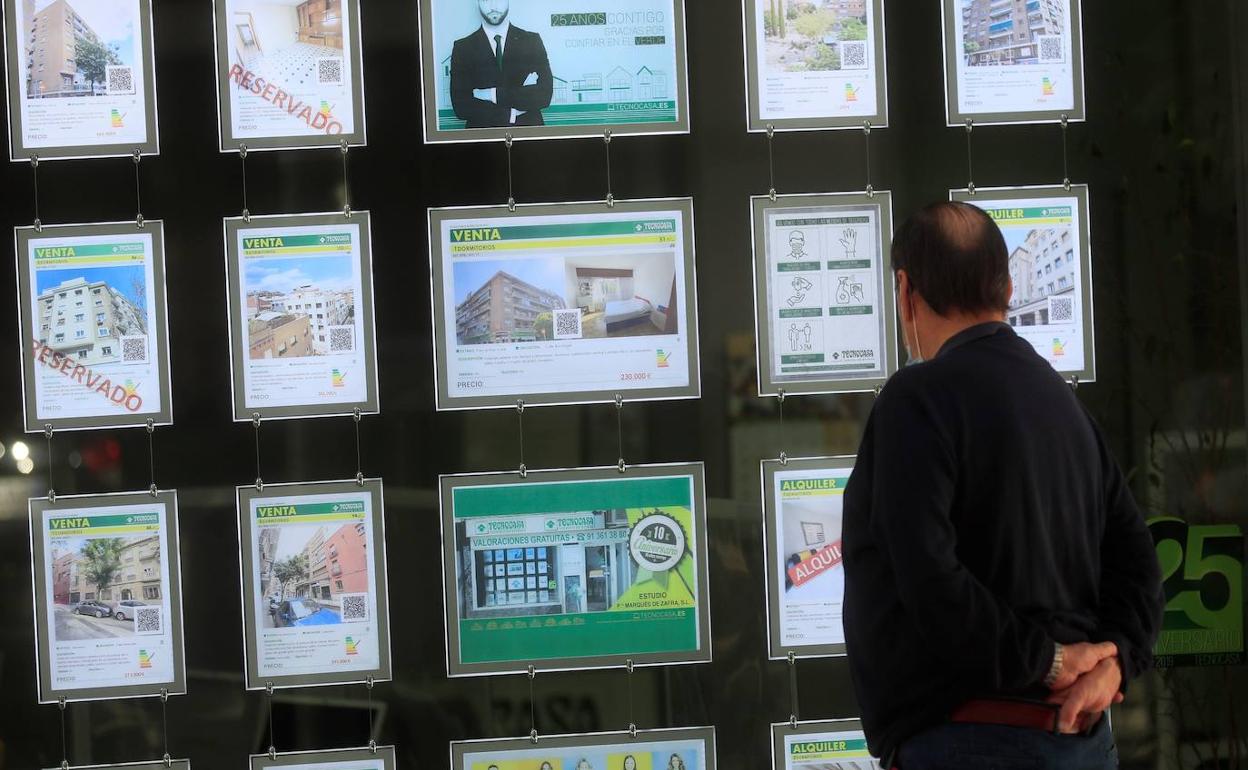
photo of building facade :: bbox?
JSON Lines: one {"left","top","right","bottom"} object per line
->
{"left": 279, "top": 285, "right": 353, "bottom": 354}
{"left": 961, "top": 0, "right": 1065, "bottom": 66}
{"left": 248, "top": 311, "right": 313, "bottom": 359}
{"left": 49, "top": 533, "right": 163, "bottom": 641}
{"left": 36, "top": 275, "right": 146, "bottom": 366}
{"left": 762, "top": 0, "right": 870, "bottom": 73}
{"left": 1006, "top": 226, "right": 1076, "bottom": 326}
{"left": 22, "top": 0, "right": 134, "bottom": 98}
{"left": 455, "top": 270, "right": 566, "bottom": 344}
{"left": 257, "top": 518, "right": 369, "bottom": 628}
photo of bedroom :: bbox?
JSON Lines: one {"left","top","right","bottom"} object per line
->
{"left": 565, "top": 253, "right": 680, "bottom": 340}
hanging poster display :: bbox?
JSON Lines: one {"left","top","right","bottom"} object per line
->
{"left": 2, "top": 0, "right": 159, "bottom": 160}
{"left": 28, "top": 490, "right": 187, "bottom": 703}
{"left": 237, "top": 479, "right": 391, "bottom": 689}
{"left": 742, "top": 0, "right": 887, "bottom": 132}
{"left": 417, "top": 0, "right": 690, "bottom": 142}
{"left": 223, "top": 212, "right": 379, "bottom": 421}
{"left": 429, "top": 198, "right": 701, "bottom": 410}
{"left": 941, "top": 0, "right": 1085, "bottom": 126}
{"left": 251, "top": 746, "right": 398, "bottom": 770}
{"left": 15, "top": 221, "right": 173, "bottom": 433}
{"left": 212, "top": 0, "right": 367, "bottom": 151}
{"left": 751, "top": 192, "right": 896, "bottom": 397}
{"left": 762, "top": 456, "right": 853, "bottom": 659}
{"left": 452, "top": 727, "right": 717, "bottom": 770}
{"left": 53, "top": 762, "right": 191, "bottom": 770}
{"left": 771, "top": 720, "right": 872, "bottom": 770}
{"left": 440, "top": 463, "right": 711, "bottom": 676}
{"left": 951, "top": 184, "right": 1094, "bottom": 382}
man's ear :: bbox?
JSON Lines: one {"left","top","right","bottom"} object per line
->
{"left": 895, "top": 270, "right": 912, "bottom": 324}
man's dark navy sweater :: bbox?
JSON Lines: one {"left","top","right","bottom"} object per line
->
{"left": 842, "top": 322, "right": 1164, "bottom": 760}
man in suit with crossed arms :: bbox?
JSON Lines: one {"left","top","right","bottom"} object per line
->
{"left": 450, "top": 0, "right": 554, "bottom": 128}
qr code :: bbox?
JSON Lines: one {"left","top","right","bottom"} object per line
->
{"left": 317, "top": 57, "right": 344, "bottom": 86}
{"left": 135, "top": 607, "right": 162, "bottom": 635}
{"left": 554, "top": 308, "right": 582, "bottom": 340}
{"left": 1038, "top": 35, "right": 1065, "bottom": 63}
{"left": 341, "top": 593, "right": 368, "bottom": 623}
{"left": 328, "top": 325, "right": 355, "bottom": 353}
{"left": 121, "top": 335, "right": 148, "bottom": 363}
{"left": 106, "top": 65, "right": 135, "bottom": 95}
{"left": 1049, "top": 296, "right": 1074, "bottom": 323}
{"left": 838, "top": 41, "right": 868, "bottom": 70}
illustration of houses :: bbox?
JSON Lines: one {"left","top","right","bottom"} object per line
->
{"left": 635, "top": 66, "right": 668, "bottom": 100}
{"left": 607, "top": 66, "right": 633, "bottom": 102}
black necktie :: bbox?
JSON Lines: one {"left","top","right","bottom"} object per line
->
{"left": 494, "top": 34, "right": 503, "bottom": 73}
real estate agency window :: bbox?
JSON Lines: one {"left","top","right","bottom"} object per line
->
{"left": 478, "top": 547, "right": 557, "bottom": 609}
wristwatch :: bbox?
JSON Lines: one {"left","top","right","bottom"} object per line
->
{"left": 1043, "top": 642, "right": 1065, "bottom": 688}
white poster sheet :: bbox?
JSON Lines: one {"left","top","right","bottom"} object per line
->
{"left": 771, "top": 720, "right": 872, "bottom": 770}
{"left": 4, "top": 0, "right": 158, "bottom": 159}
{"left": 16, "top": 221, "right": 172, "bottom": 432}
{"left": 46, "top": 761, "right": 191, "bottom": 770}
{"left": 942, "top": 0, "right": 1084, "bottom": 125}
{"left": 952, "top": 184, "right": 1095, "bottom": 381}
{"left": 763, "top": 456, "right": 852, "bottom": 659}
{"left": 430, "top": 199, "right": 701, "bottom": 409}
{"left": 225, "top": 212, "right": 379, "bottom": 420}
{"left": 418, "top": 0, "right": 690, "bottom": 142}
{"left": 29, "top": 491, "right": 186, "bottom": 702}
{"left": 238, "top": 479, "right": 391, "bottom": 689}
{"left": 214, "top": 0, "right": 367, "bottom": 150}
{"left": 453, "top": 728, "right": 716, "bottom": 770}
{"left": 752, "top": 193, "right": 896, "bottom": 397}
{"left": 744, "top": 0, "right": 887, "bottom": 131}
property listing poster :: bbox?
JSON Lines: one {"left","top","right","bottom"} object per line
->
{"left": 461, "top": 735, "right": 708, "bottom": 770}
{"left": 40, "top": 502, "right": 177, "bottom": 692}
{"left": 782, "top": 729, "right": 872, "bottom": 770}
{"left": 25, "top": 230, "right": 164, "bottom": 423}
{"left": 221, "top": 0, "right": 358, "bottom": 140}
{"left": 260, "top": 758, "right": 386, "bottom": 770}
{"left": 764, "top": 205, "right": 886, "bottom": 386}
{"left": 772, "top": 466, "right": 848, "bottom": 650}
{"left": 450, "top": 474, "right": 701, "bottom": 668}
{"left": 248, "top": 490, "right": 381, "bottom": 679}
{"left": 751, "top": 0, "right": 880, "bottom": 123}
{"left": 967, "top": 196, "right": 1086, "bottom": 373}
{"left": 236, "top": 223, "right": 369, "bottom": 411}
{"left": 13, "top": 0, "right": 151, "bottom": 149}
{"left": 438, "top": 208, "right": 692, "bottom": 403}
{"left": 427, "top": 0, "right": 681, "bottom": 132}
{"left": 951, "top": 0, "right": 1077, "bottom": 117}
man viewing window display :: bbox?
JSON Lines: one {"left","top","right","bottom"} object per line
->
{"left": 842, "top": 201, "right": 1164, "bottom": 769}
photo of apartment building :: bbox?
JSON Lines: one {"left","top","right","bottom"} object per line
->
{"left": 49, "top": 533, "right": 164, "bottom": 641}
{"left": 248, "top": 311, "right": 313, "bottom": 359}
{"left": 280, "top": 285, "right": 353, "bottom": 354}
{"left": 22, "top": 0, "right": 136, "bottom": 98}
{"left": 36, "top": 273, "right": 146, "bottom": 366}
{"left": 961, "top": 0, "right": 1065, "bottom": 66}
{"left": 258, "top": 517, "right": 370, "bottom": 628}
{"left": 1006, "top": 225, "right": 1076, "bottom": 326}
{"left": 455, "top": 270, "right": 567, "bottom": 345}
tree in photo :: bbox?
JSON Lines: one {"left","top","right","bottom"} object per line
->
{"left": 272, "top": 553, "right": 309, "bottom": 600}
{"left": 74, "top": 35, "right": 122, "bottom": 95}
{"left": 80, "top": 538, "right": 126, "bottom": 596}
{"left": 534, "top": 312, "right": 554, "bottom": 341}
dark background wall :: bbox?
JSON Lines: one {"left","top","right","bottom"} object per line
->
{"left": 0, "top": 1, "right": 1245, "bottom": 769}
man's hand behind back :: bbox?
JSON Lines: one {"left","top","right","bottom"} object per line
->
{"left": 1048, "top": 641, "right": 1118, "bottom": 691}
{"left": 1047, "top": 656, "right": 1125, "bottom": 733}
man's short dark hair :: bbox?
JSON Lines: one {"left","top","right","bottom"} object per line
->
{"left": 890, "top": 201, "right": 1010, "bottom": 316}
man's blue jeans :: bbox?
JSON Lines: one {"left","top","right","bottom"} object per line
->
{"left": 897, "top": 716, "right": 1118, "bottom": 770}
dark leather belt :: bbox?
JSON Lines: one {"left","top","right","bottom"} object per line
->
{"left": 950, "top": 697, "right": 1062, "bottom": 733}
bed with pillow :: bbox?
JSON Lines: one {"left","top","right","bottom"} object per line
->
{"left": 604, "top": 297, "right": 654, "bottom": 330}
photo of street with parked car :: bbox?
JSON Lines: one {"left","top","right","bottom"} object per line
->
{"left": 257, "top": 518, "right": 370, "bottom": 630}
{"left": 49, "top": 533, "right": 163, "bottom": 641}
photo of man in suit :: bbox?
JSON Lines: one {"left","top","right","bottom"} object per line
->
{"left": 450, "top": 0, "right": 554, "bottom": 127}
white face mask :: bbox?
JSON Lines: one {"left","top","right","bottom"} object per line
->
{"left": 904, "top": 297, "right": 925, "bottom": 365}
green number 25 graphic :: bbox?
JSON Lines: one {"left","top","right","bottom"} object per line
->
{"left": 1147, "top": 517, "right": 1243, "bottom": 657}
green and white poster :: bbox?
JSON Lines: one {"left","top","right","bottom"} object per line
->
{"left": 441, "top": 463, "right": 710, "bottom": 675}
{"left": 771, "top": 721, "right": 872, "bottom": 770}
{"left": 1149, "top": 517, "right": 1244, "bottom": 668}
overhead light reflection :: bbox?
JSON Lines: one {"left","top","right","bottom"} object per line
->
{"left": 11, "top": 441, "right": 29, "bottom": 462}
{"left": 17, "top": 457, "right": 34, "bottom": 475}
